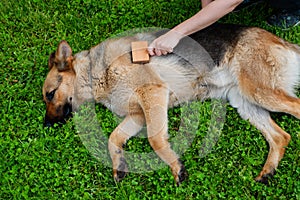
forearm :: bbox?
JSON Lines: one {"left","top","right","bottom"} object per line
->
{"left": 201, "top": 0, "right": 213, "bottom": 8}
{"left": 148, "top": 0, "right": 243, "bottom": 56}
{"left": 173, "top": 0, "right": 243, "bottom": 38}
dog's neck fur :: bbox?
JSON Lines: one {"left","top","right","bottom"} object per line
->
{"left": 72, "top": 40, "right": 126, "bottom": 111}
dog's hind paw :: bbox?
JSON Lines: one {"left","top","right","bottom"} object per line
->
{"left": 255, "top": 169, "right": 276, "bottom": 185}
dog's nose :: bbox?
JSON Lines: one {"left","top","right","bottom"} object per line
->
{"left": 44, "top": 117, "right": 53, "bottom": 127}
{"left": 44, "top": 121, "right": 53, "bottom": 127}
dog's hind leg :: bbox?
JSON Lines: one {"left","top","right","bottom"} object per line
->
{"left": 228, "top": 89, "right": 291, "bottom": 185}
{"left": 136, "top": 83, "right": 188, "bottom": 186}
{"left": 108, "top": 111, "right": 145, "bottom": 182}
{"left": 252, "top": 88, "right": 300, "bottom": 119}
{"left": 254, "top": 119, "right": 291, "bottom": 185}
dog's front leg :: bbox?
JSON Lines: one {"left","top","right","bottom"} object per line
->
{"left": 136, "top": 84, "right": 188, "bottom": 186}
{"left": 108, "top": 111, "right": 145, "bottom": 182}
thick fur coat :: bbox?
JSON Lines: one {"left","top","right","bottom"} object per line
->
{"left": 43, "top": 23, "right": 300, "bottom": 185}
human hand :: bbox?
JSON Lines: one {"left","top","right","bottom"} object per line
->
{"left": 148, "top": 30, "right": 183, "bottom": 56}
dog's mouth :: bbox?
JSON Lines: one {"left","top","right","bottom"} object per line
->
{"left": 44, "top": 103, "right": 73, "bottom": 127}
{"left": 63, "top": 103, "right": 72, "bottom": 118}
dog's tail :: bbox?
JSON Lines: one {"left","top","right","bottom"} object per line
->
{"left": 276, "top": 42, "right": 300, "bottom": 94}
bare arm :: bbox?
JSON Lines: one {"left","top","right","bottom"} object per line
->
{"left": 201, "top": 0, "right": 213, "bottom": 8}
{"left": 173, "top": 0, "right": 242, "bottom": 37}
{"left": 148, "top": 0, "right": 243, "bottom": 56}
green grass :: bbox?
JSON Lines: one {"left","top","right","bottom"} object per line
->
{"left": 1, "top": 0, "right": 300, "bottom": 199}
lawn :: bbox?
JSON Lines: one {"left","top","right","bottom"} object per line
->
{"left": 1, "top": 0, "right": 300, "bottom": 199}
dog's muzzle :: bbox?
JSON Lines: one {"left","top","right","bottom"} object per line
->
{"left": 44, "top": 103, "right": 73, "bottom": 127}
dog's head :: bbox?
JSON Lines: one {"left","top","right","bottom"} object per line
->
{"left": 42, "top": 41, "right": 75, "bottom": 127}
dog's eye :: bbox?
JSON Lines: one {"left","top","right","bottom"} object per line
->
{"left": 46, "top": 89, "right": 56, "bottom": 101}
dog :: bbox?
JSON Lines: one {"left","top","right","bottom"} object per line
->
{"left": 43, "top": 23, "right": 300, "bottom": 186}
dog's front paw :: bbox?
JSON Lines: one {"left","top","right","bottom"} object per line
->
{"left": 171, "top": 160, "right": 188, "bottom": 186}
{"left": 113, "top": 157, "right": 128, "bottom": 182}
{"left": 176, "top": 165, "right": 188, "bottom": 186}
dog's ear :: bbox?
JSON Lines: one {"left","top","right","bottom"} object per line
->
{"left": 48, "top": 52, "right": 56, "bottom": 70}
{"left": 48, "top": 40, "right": 73, "bottom": 71}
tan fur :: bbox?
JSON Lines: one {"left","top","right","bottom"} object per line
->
{"left": 43, "top": 24, "right": 300, "bottom": 186}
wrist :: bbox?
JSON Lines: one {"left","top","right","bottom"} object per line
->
{"left": 167, "top": 29, "right": 186, "bottom": 41}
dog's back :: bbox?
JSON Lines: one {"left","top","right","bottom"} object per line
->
{"left": 196, "top": 24, "right": 300, "bottom": 101}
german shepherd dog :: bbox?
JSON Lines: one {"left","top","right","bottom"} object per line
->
{"left": 43, "top": 23, "right": 300, "bottom": 186}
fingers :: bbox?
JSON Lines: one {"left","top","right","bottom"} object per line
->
{"left": 148, "top": 45, "right": 173, "bottom": 57}
{"left": 160, "top": 47, "right": 173, "bottom": 55}
{"left": 148, "top": 34, "right": 177, "bottom": 56}
{"left": 147, "top": 46, "right": 155, "bottom": 56}
{"left": 148, "top": 30, "right": 183, "bottom": 56}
